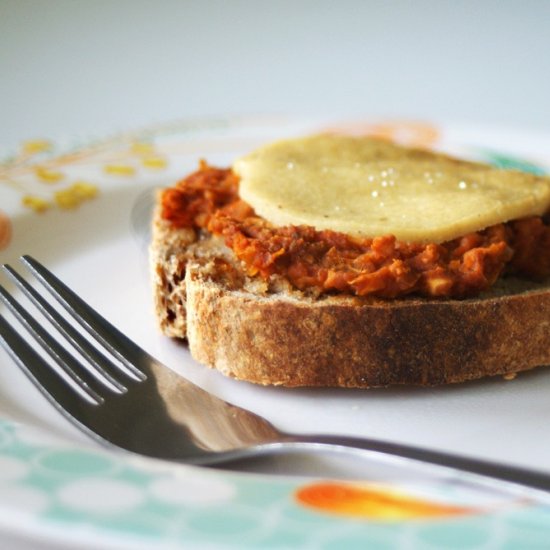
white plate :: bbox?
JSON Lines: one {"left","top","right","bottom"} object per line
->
{"left": 1, "top": 116, "right": 550, "bottom": 548}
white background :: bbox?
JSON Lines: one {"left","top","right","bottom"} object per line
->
{"left": 2, "top": 0, "right": 550, "bottom": 150}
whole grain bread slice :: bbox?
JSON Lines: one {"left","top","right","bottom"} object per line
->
{"left": 150, "top": 209, "right": 550, "bottom": 388}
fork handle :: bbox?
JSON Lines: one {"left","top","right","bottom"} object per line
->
{"left": 277, "top": 433, "right": 550, "bottom": 498}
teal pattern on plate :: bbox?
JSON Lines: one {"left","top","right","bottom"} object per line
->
{"left": 1, "top": 419, "right": 550, "bottom": 549}
{"left": 480, "top": 150, "right": 547, "bottom": 175}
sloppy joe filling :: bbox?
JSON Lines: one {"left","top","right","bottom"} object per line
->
{"left": 161, "top": 162, "right": 550, "bottom": 298}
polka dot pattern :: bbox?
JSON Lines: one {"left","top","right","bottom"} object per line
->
{"left": 0, "top": 418, "right": 548, "bottom": 549}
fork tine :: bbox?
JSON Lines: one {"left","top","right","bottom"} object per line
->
{"left": 3, "top": 265, "right": 128, "bottom": 393}
{"left": 0, "top": 284, "right": 105, "bottom": 403}
{"left": 0, "top": 312, "right": 101, "bottom": 407}
{"left": 21, "top": 256, "right": 146, "bottom": 381}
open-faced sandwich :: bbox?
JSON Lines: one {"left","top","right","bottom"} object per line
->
{"left": 150, "top": 135, "right": 550, "bottom": 387}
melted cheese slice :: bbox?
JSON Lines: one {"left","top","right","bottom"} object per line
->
{"left": 234, "top": 135, "right": 550, "bottom": 243}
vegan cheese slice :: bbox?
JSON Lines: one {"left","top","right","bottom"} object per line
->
{"left": 234, "top": 135, "right": 550, "bottom": 243}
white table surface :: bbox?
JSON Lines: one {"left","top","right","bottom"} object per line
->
{"left": 1, "top": 0, "right": 550, "bottom": 151}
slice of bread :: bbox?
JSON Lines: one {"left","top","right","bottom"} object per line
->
{"left": 150, "top": 209, "right": 550, "bottom": 388}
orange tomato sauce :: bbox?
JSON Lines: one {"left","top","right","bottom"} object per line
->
{"left": 161, "top": 162, "right": 550, "bottom": 298}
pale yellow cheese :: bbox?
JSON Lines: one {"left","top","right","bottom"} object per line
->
{"left": 234, "top": 135, "right": 550, "bottom": 243}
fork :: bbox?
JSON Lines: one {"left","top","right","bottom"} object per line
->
{"left": 1, "top": 256, "right": 550, "bottom": 498}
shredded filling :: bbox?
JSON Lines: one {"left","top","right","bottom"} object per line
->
{"left": 161, "top": 162, "right": 550, "bottom": 298}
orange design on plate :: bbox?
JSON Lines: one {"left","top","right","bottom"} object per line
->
{"left": 326, "top": 120, "right": 440, "bottom": 148}
{"left": 295, "top": 482, "right": 475, "bottom": 520}
{"left": 0, "top": 210, "right": 12, "bottom": 250}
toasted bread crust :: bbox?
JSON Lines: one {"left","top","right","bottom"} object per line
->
{"left": 151, "top": 205, "right": 550, "bottom": 387}
{"left": 150, "top": 214, "right": 196, "bottom": 338}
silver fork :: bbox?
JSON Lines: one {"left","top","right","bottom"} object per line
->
{"left": 1, "top": 256, "right": 550, "bottom": 498}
